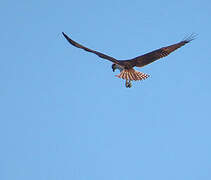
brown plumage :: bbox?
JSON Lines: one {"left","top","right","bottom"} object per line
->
{"left": 62, "top": 32, "right": 196, "bottom": 88}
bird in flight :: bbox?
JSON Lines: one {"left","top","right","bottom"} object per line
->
{"left": 62, "top": 32, "right": 196, "bottom": 88}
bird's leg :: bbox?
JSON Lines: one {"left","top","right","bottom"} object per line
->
{"left": 128, "top": 80, "right": 132, "bottom": 88}
{"left": 125, "top": 80, "right": 128, "bottom": 87}
{"left": 125, "top": 80, "right": 132, "bottom": 88}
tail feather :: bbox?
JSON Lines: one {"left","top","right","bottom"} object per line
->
{"left": 131, "top": 72, "right": 137, "bottom": 80}
{"left": 115, "top": 69, "right": 150, "bottom": 81}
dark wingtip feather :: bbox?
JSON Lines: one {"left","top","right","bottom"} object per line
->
{"left": 62, "top": 32, "right": 76, "bottom": 46}
{"left": 62, "top": 32, "right": 69, "bottom": 39}
{"left": 182, "top": 33, "right": 198, "bottom": 43}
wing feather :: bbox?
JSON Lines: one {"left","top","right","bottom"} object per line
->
{"left": 62, "top": 32, "right": 119, "bottom": 64}
{"left": 131, "top": 34, "right": 196, "bottom": 67}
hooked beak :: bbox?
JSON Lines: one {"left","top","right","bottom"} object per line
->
{"left": 112, "top": 64, "right": 116, "bottom": 72}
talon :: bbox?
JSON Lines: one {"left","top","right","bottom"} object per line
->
{"left": 128, "top": 82, "right": 132, "bottom": 88}
{"left": 125, "top": 80, "right": 132, "bottom": 88}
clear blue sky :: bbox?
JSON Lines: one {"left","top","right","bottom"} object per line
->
{"left": 1, "top": 0, "right": 211, "bottom": 179}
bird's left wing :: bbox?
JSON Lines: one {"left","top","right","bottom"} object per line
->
{"left": 130, "top": 34, "right": 196, "bottom": 67}
{"left": 62, "top": 32, "right": 119, "bottom": 64}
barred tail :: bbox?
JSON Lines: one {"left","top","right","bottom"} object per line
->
{"left": 115, "top": 69, "right": 150, "bottom": 81}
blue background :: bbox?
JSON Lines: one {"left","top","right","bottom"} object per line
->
{"left": 1, "top": 0, "right": 211, "bottom": 179}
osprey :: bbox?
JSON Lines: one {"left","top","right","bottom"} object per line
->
{"left": 62, "top": 32, "right": 196, "bottom": 88}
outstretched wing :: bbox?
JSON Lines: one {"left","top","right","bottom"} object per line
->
{"left": 62, "top": 32, "right": 119, "bottom": 64}
{"left": 131, "top": 34, "right": 196, "bottom": 67}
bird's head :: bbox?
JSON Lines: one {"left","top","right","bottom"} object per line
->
{"left": 112, "top": 64, "right": 117, "bottom": 72}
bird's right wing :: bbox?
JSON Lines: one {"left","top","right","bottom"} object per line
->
{"left": 62, "top": 32, "right": 119, "bottom": 64}
{"left": 130, "top": 34, "right": 196, "bottom": 67}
